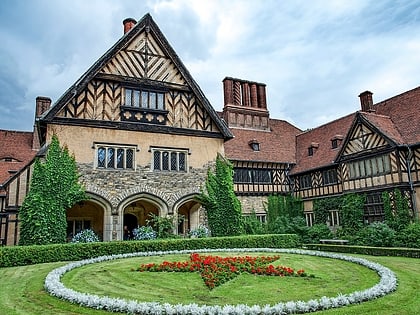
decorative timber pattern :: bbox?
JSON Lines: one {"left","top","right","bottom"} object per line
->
{"left": 100, "top": 31, "right": 184, "bottom": 84}
{"left": 343, "top": 123, "right": 388, "bottom": 156}
{"left": 55, "top": 29, "right": 219, "bottom": 133}
{"left": 233, "top": 161, "right": 291, "bottom": 195}
{"left": 166, "top": 91, "right": 218, "bottom": 131}
{"left": 58, "top": 80, "right": 121, "bottom": 120}
{"left": 293, "top": 167, "right": 343, "bottom": 199}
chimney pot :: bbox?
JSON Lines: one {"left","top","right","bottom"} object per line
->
{"left": 35, "top": 96, "right": 51, "bottom": 118}
{"left": 359, "top": 91, "right": 374, "bottom": 112}
{"left": 123, "top": 18, "right": 137, "bottom": 34}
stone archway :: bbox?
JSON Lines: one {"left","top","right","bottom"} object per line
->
{"left": 120, "top": 194, "right": 168, "bottom": 240}
{"left": 175, "top": 196, "right": 203, "bottom": 236}
{"left": 66, "top": 200, "right": 104, "bottom": 241}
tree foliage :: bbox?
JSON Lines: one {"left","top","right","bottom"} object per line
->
{"left": 19, "top": 135, "right": 87, "bottom": 245}
{"left": 196, "top": 155, "right": 243, "bottom": 236}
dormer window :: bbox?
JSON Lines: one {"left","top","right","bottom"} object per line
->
{"left": 308, "top": 142, "right": 319, "bottom": 156}
{"left": 249, "top": 139, "right": 260, "bottom": 151}
{"left": 331, "top": 135, "right": 343, "bottom": 149}
{"left": 308, "top": 147, "right": 314, "bottom": 156}
{"left": 1, "top": 157, "right": 16, "bottom": 162}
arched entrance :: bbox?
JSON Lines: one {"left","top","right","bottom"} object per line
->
{"left": 66, "top": 200, "right": 104, "bottom": 241}
{"left": 123, "top": 200, "right": 159, "bottom": 238}
{"left": 176, "top": 199, "right": 202, "bottom": 236}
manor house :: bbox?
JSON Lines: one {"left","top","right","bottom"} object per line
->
{"left": 1, "top": 14, "right": 419, "bottom": 245}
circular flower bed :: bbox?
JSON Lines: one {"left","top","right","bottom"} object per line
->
{"left": 45, "top": 248, "right": 397, "bottom": 314}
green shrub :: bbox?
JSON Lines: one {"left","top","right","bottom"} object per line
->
{"left": 306, "top": 224, "right": 333, "bottom": 243}
{"left": 395, "top": 223, "right": 420, "bottom": 248}
{"left": 0, "top": 234, "right": 300, "bottom": 268}
{"left": 71, "top": 229, "right": 100, "bottom": 243}
{"left": 243, "top": 211, "right": 266, "bottom": 235}
{"left": 354, "top": 222, "right": 395, "bottom": 247}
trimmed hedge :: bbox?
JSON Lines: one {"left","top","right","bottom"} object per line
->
{"left": 0, "top": 234, "right": 299, "bottom": 268}
{"left": 304, "top": 243, "right": 420, "bottom": 258}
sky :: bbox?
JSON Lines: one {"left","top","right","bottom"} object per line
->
{"left": 1, "top": 0, "right": 420, "bottom": 132}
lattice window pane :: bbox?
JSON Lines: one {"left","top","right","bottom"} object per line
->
{"left": 153, "top": 151, "right": 161, "bottom": 170}
{"left": 162, "top": 152, "right": 169, "bottom": 170}
{"left": 107, "top": 148, "right": 115, "bottom": 168}
{"left": 178, "top": 153, "right": 186, "bottom": 171}
{"left": 126, "top": 149, "right": 134, "bottom": 169}
{"left": 157, "top": 93, "right": 164, "bottom": 110}
{"left": 117, "top": 149, "right": 124, "bottom": 168}
{"left": 125, "top": 89, "right": 133, "bottom": 106}
{"left": 97, "top": 147, "right": 106, "bottom": 168}
{"left": 150, "top": 92, "right": 156, "bottom": 109}
{"left": 133, "top": 90, "right": 140, "bottom": 107}
{"left": 170, "top": 152, "right": 177, "bottom": 170}
{"left": 141, "top": 91, "right": 148, "bottom": 108}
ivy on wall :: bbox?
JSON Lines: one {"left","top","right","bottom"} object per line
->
{"left": 19, "top": 135, "right": 87, "bottom": 246}
{"left": 266, "top": 194, "right": 304, "bottom": 234}
{"left": 313, "top": 193, "right": 364, "bottom": 233}
{"left": 313, "top": 196, "right": 342, "bottom": 225}
{"left": 196, "top": 155, "right": 244, "bottom": 237}
{"left": 383, "top": 188, "right": 413, "bottom": 232}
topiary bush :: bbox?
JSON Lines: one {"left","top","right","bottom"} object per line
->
{"left": 71, "top": 229, "right": 100, "bottom": 243}
{"left": 354, "top": 222, "right": 396, "bottom": 247}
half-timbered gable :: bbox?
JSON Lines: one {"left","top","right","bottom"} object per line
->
{"left": 292, "top": 89, "right": 420, "bottom": 225}
{"left": 221, "top": 77, "right": 302, "bottom": 216}
{"left": 42, "top": 14, "right": 231, "bottom": 139}
{"left": 33, "top": 14, "right": 233, "bottom": 242}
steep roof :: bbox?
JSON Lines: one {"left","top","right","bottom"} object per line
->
{"left": 291, "top": 114, "right": 355, "bottom": 174}
{"left": 292, "top": 85, "right": 420, "bottom": 175}
{"left": 224, "top": 118, "right": 302, "bottom": 163}
{"left": 360, "top": 112, "right": 404, "bottom": 144}
{"left": 40, "top": 13, "right": 232, "bottom": 139}
{"left": 0, "top": 130, "right": 36, "bottom": 189}
{"left": 374, "top": 86, "right": 420, "bottom": 144}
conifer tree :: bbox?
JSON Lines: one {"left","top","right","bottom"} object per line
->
{"left": 19, "top": 135, "right": 86, "bottom": 245}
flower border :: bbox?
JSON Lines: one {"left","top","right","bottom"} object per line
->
{"left": 44, "top": 248, "right": 397, "bottom": 314}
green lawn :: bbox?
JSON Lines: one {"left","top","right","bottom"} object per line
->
{"left": 0, "top": 252, "right": 418, "bottom": 314}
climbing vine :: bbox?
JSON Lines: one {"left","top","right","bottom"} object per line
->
{"left": 383, "top": 188, "right": 412, "bottom": 231}
{"left": 196, "top": 154, "right": 244, "bottom": 236}
{"left": 313, "top": 196, "right": 342, "bottom": 225}
{"left": 19, "top": 135, "right": 87, "bottom": 245}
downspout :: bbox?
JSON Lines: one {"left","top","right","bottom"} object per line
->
{"left": 405, "top": 145, "right": 418, "bottom": 219}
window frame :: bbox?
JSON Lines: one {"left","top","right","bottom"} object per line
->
{"left": 124, "top": 87, "right": 165, "bottom": 110}
{"left": 348, "top": 154, "right": 391, "bottom": 179}
{"left": 150, "top": 147, "right": 189, "bottom": 172}
{"left": 94, "top": 143, "right": 137, "bottom": 170}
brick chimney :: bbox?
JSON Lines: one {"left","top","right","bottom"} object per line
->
{"left": 222, "top": 77, "right": 269, "bottom": 131}
{"left": 359, "top": 91, "right": 374, "bottom": 112}
{"left": 33, "top": 96, "right": 51, "bottom": 150}
{"left": 123, "top": 18, "right": 137, "bottom": 34}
